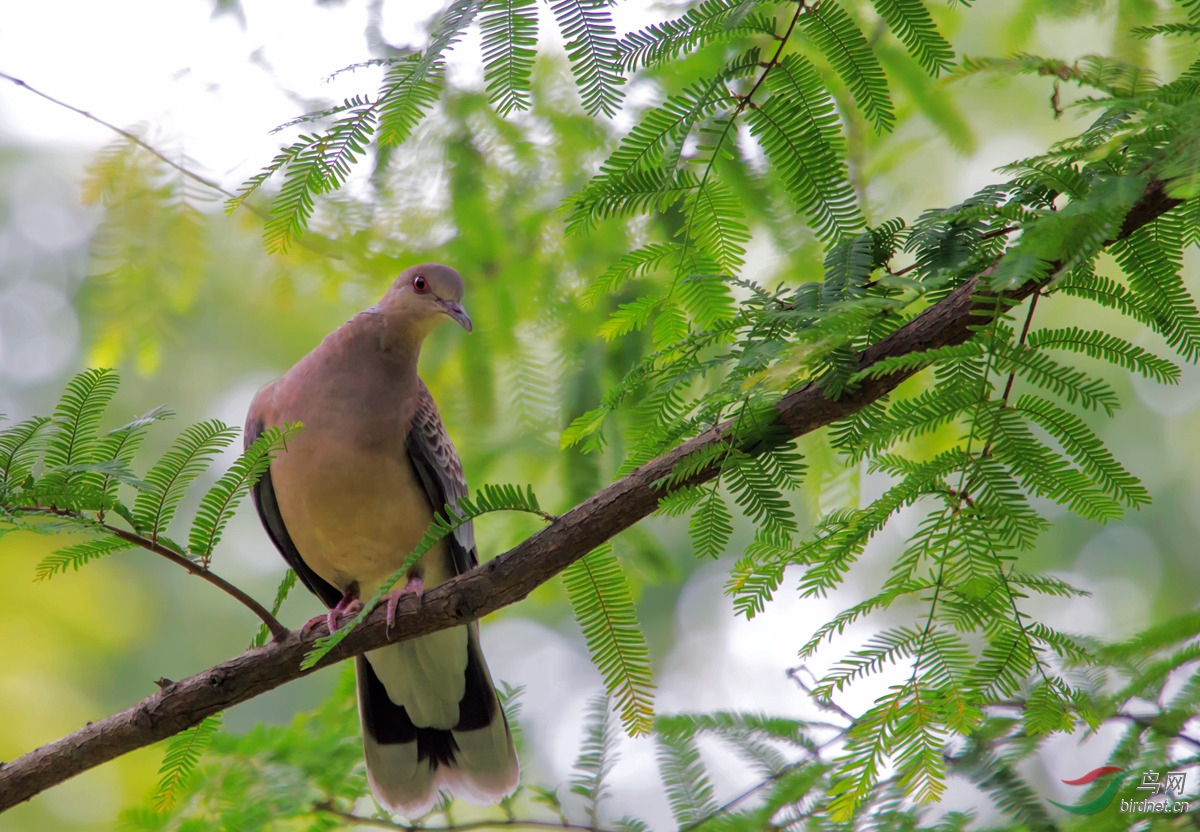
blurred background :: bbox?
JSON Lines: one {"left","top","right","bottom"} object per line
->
{"left": 1, "top": 0, "right": 1198, "bottom": 829}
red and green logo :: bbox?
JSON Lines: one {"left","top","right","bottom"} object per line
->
{"left": 1049, "top": 766, "right": 1130, "bottom": 815}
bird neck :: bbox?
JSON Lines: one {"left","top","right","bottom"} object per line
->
{"left": 318, "top": 312, "right": 423, "bottom": 386}
{"left": 363, "top": 307, "right": 443, "bottom": 357}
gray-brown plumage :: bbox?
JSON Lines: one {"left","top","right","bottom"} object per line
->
{"left": 245, "top": 264, "right": 518, "bottom": 816}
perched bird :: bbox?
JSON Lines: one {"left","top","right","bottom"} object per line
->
{"left": 245, "top": 264, "right": 518, "bottom": 815}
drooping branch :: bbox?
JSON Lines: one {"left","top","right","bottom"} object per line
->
{"left": 0, "top": 178, "right": 1180, "bottom": 813}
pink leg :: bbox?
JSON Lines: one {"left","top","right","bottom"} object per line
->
{"left": 385, "top": 576, "right": 424, "bottom": 635}
{"left": 299, "top": 590, "right": 362, "bottom": 637}
{"left": 327, "top": 595, "right": 364, "bottom": 634}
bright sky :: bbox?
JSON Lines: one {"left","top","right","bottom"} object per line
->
{"left": 1, "top": 0, "right": 451, "bottom": 184}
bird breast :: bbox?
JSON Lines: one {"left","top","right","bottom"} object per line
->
{"left": 268, "top": 425, "right": 452, "bottom": 598}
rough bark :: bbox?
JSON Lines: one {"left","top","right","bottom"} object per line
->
{"left": 0, "top": 178, "right": 1180, "bottom": 812}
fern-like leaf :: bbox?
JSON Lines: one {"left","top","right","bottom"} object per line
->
{"left": 153, "top": 713, "right": 222, "bottom": 812}
{"left": 563, "top": 542, "right": 656, "bottom": 736}
{"left": 262, "top": 102, "right": 377, "bottom": 253}
{"left": 798, "top": 0, "right": 895, "bottom": 133}
{"left": 747, "top": 53, "right": 864, "bottom": 242}
{"left": 251, "top": 568, "right": 298, "bottom": 649}
{"left": 1013, "top": 394, "right": 1150, "bottom": 508}
{"left": 1026, "top": 327, "right": 1179, "bottom": 384}
{"left": 189, "top": 424, "right": 301, "bottom": 562}
{"left": 870, "top": 0, "right": 955, "bottom": 75}
{"left": 682, "top": 177, "right": 750, "bottom": 272}
{"left": 689, "top": 484, "right": 734, "bottom": 559}
{"left": 480, "top": 0, "right": 538, "bottom": 116}
{"left": 132, "top": 420, "right": 240, "bottom": 540}
{"left": 94, "top": 406, "right": 174, "bottom": 506}
{"left": 616, "top": 0, "right": 769, "bottom": 70}
{"left": 0, "top": 416, "right": 49, "bottom": 497}
{"left": 570, "top": 694, "right": 619, "bottom": 823}
{"left": 42, "top": 368, "right": 121, "bottom": 478}
{"left": 551, "top": 0, "right": 625, "bottom": 116}
{"left": 34, "top": 534, "right": 134, "bottom": 582}
{"left": 377, "top": 0, "right": 480, "bottom": 145}
{"left": 581, "top": 243, "right": 681, "bottom": 309}
{"left": 656, "top": 727, "right": 718, "bottom": 824}
{"left": 1112, "top": 218, "right": 1200, "bottom": 361}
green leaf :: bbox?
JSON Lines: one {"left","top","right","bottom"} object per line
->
{"left": 34, "top": 534, "right": 135, "bottom": 582}
{"left": 188, "top": 424, "right": 301, "bottom": 561}
{"left": 599, "top": 296, "right": 663, "bottom": 341}
{"left": 480, "top": 0, "right": 538, "bottom": 116}
{"left": 1013, "top": 394, "right": 1150, "bottom": 508}
{"left": 261, "top": 102, "right": 377, "bottom": 253}
{"left": 1112, "top": 217, "right": 1200, "bottom": 361}
{"left": 550, "top": 0, "right": 625, "bottom": 117}
{"left": 563, "top": 543, "right": 656, "bottom": 736}
{"left": 569, "top": 694, "right": 618, "bottom": 823}
{"left": 581, "top": 243, "right": 681, "bottom": 309}
{"left": 658, "top": 711, "right": 808, "bottom": 776}
{"left": 94, "top": 406, "right": 174, "bottom": 505}
{"left": 251, "top": 568, "right": 298, "bottom": 649}
{"left": 153, "top": 713, "right": 222, "bottom": 813}
{"left": 798, "top": 0, "right": 895, "bottom": 133}
{"left": 689, "top": 484, "right": 733, "bottom": 559}
{"left": 681, "top": 177, "right": 750, "bottom": 272}
{"left": 0, "top": 416, "right": 49, "bottom": 497}
{"left": 132, "top": 420, "right": 240, "bottom": 540}
{"left": 746, "top": 53, "right": 864, "bottom": 242}
{"left": 617, "top": 0, "right": 770, "bottom": 70}
{"left": 870, "top": 0, "right": 956, "bottom": 75}
{"left": 656, "top": 726, "right": 718, "bottom": 824}
{"left": 1025, "top": 327, "right": 1180, "bottom": 384}
{"left": 377, "top": 0, "right": 479, "bottom": 145}
{"left": 42, "top": 368, "right": 121, "bottom": 481}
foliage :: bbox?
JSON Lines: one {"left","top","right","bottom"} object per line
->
{"left": 0, "top": 371, "right": 294, "bottom": 577}
{"left": 215, "top": 0, "right": 1200, "bottom": 822}
{"left": 562, "top": 542, "right": 656, "bottom": 736}
{"left": 9, "top": 0, "right": 1200, "bottom": 829}
{"left": 122, "top": 605, "right": 1200, "bottom": 829}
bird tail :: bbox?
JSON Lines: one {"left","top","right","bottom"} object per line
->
{"left": 356, "top": 623, "right": 518, "bottom": 816}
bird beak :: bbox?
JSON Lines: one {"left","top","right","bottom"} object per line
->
{"left": 438, "top": 299, "right": 473, "bottom": 333}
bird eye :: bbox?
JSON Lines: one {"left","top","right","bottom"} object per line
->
{"left": 412, "top": 275, "right": 429, "bottom": 294}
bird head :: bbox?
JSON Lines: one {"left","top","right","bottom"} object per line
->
{"left": 371, "top": 263, "right": 473, "bottom": 343}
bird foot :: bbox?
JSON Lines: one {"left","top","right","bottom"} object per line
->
{"left": 300, "top": 592, "right": 363, "bottom": 638}
{"left": 385, "top": 577, "right": 424, "bottom": 636}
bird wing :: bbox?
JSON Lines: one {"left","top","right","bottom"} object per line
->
{"left": 246, "top": 408, "right": 343, "bottom": 609}
{"left": 403, "top": 380, "right": 478, "bottom": 577}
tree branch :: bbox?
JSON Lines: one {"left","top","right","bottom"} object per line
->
{"left": 0, "top": 178, "right": 1180, "bottom": 813}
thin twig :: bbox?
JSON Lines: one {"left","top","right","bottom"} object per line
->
{"left": 0, "top": 69, "right": 338, "bottom": 259}
{"left": 1110, "top": 713, "right": 1200, "bottom": 753}
{"left": 787, "top": 666, "right": 857, "bottom": 724}
{"left": 0, "top": 70, "right": 234, "bottom": 199}
{"left": 15, "top": 506, "right": 288, "bottom": 641}
{"left": 979, "top": 287, "right": 1040, "bottom": 460}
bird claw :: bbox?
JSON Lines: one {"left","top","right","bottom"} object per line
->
{"left": 385, "top": 577, "right": 424, "bottom": 636}
{"left": 327, "top": 599, "right": 363, "bottom": 634}
{"left": 300, "top": 591, "right": 363, "bottom": 638}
